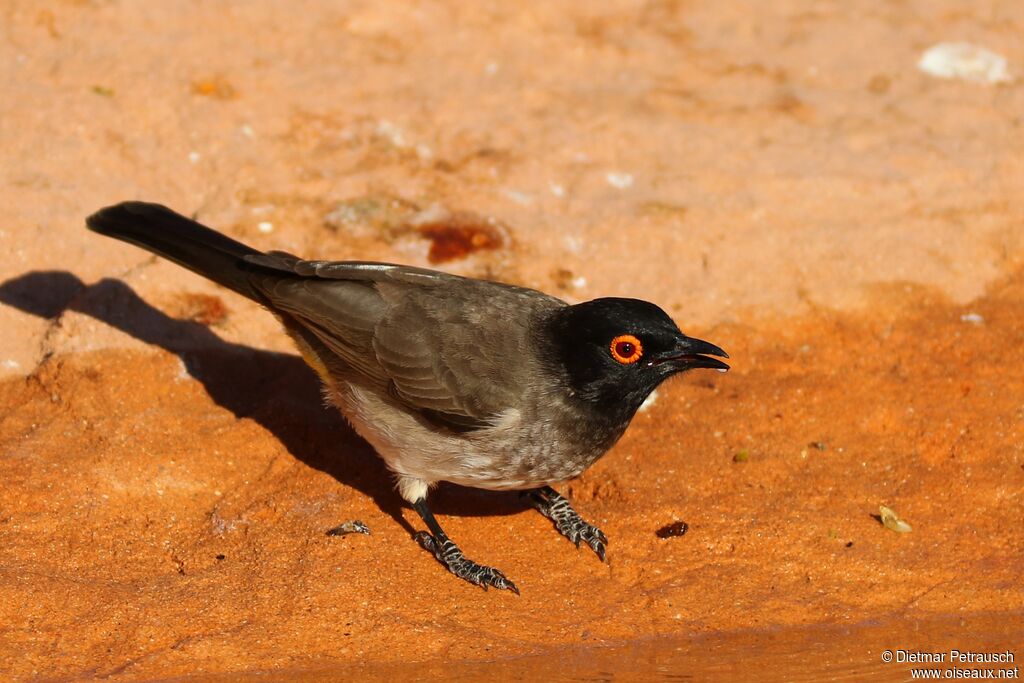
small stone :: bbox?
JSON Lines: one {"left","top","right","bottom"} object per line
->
{"left": 656, "top": 521, "right": 689, "bottom": 538}
{"left": 327, "top": 520, "right": 371, "bottom": 537}
{"left": 879, "top": 505, "right": 912, "bottom": 533}
{"left": 918, "top": 43, "right": 1012, "bottom": 84}
{"left": 606, "top": 172, "right": 634, "bottom": 189}
{"left": 960, "top": 313, "right": 984, "bottom": 325}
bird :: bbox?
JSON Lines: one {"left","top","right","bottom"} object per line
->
{"left": 86, "top": 201, "right": 729, "bottom": 594}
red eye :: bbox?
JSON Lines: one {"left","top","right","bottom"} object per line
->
{"left": 610, "top": 334, "right": 643, "bottom": 364}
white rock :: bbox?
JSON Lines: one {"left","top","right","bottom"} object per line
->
{"left": 960, "top": 312, "right": 985, "bottom": 325}
{"left": 606, "top": 171, "right": 634, "bottom": 189}
{"left": 918, "top": 43, "right": 1012, "bottom": 84}
{"left": 500, "top": 188, "right": 533, "bottom": 205}
{"left": 376, "top": 119, "right": 408, "bottom": 148}
{"left": 415, "top": 143, "right": 433, "bottom": 161}
{"left": 563, "top": 235, "right": 583, "bottom": 253}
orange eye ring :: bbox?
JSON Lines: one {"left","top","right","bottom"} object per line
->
{"left": 610, "top": 334, "right": 644, "bottom": 364}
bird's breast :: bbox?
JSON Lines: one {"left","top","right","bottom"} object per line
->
{"left": 326, "top": 380, "right": 625, "bottom": 491}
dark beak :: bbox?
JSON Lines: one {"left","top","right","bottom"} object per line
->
{"left": 657, "top": 336, "right": 730, "bottom": 371}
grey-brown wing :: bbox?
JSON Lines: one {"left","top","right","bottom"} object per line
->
{"left": 371, "top": 280, "right": 561, "bottom": 424}
{"left": 246, "top": 254, "right": 449, "bottom": 385}
{"left": 245, "top": 254, "right": 564, "bottom": 427}
{"left": 258, "top": 276, "right": 391, "bottom": 384}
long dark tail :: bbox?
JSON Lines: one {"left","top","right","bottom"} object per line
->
{"left": 86, "top": 202, "right": 264, "bottom": 301}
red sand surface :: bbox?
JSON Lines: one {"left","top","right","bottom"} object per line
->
{"left": 1, "top": 1, "right": 1022, "bottom": 679}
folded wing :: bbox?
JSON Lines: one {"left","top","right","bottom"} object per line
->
{"left": 246, "top": 254, "right": 564, "bottom": 429}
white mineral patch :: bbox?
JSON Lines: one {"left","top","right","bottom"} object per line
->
{"left": 409, "top": 203, "right": 450, "bottom": 226}
{"left": 563, "top": 235, "right": 583, "bottom": 253}
{"left": 501, "top": 188, "right": 533, "bottom": 205}
{"left": 376, "top": 119, "right": 408, "bottom": 148}
{"left": 960, "top": 312, "right": 985, "bottom": 325}
{"left": 415, "top": 143, "right": 433, "bottom": 161}
{"left": 174, "top": 355, "right": 190, "bottom": 382}
{"left": 918, "top": 43, "right": 1012, "bottom": 84}
{"left": 606, "top": 171, "right": 634, "bottom": 189}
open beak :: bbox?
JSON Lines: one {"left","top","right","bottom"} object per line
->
{"left": 657, "top": 336, "right": 730, "bottom": 372}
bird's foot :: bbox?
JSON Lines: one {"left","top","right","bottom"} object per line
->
{"left": 414, "top": 531, "right": 519, "bottom": 595}
{"left": 528, "top": 487, "right": 608, "bottom": 561}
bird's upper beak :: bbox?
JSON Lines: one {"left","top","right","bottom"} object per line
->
{"left": 655, "top": 335, "right": 730, "bottom": 372}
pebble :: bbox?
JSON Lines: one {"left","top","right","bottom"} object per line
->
{"left": 918, "top": 43, "right": 1012, "bottom": 84}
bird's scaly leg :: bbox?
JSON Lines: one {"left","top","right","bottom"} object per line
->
{"left": 412, "top": 498, "right": 519, "bottom": 595}
{"left": 528, "top": 486, "right": 607, "bottom": 561}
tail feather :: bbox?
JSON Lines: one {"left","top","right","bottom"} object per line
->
{"left": 86, "top": 202, "right": 264, "bottom": 301}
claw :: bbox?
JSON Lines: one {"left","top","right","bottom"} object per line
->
{"left": 415, "top": 531, "right": 519, "bottom": 594}
{"left": 529, "top": 487, "right": 609, "bottom": 562}
{"left": 414, "top": 530, "right": 437, "bottom": 553}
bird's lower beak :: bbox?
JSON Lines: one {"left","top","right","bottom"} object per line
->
{"left": 659, "top": 336, "right": 730, "bottom": 371}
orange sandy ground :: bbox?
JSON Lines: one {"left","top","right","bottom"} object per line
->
{"left": 0, "top": 269, "right": 1021, "bottom": 679}
{"left": 1, "top": 1, "right": 1023, "bottom": 679}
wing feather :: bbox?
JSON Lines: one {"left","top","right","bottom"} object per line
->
{"left": 247, "top": 256, "right": 565, "bottom": 428}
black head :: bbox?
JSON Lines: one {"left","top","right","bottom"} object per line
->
{"left": 542, "top": 297, "right": 729, "bottom": 424}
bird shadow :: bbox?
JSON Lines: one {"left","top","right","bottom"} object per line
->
{"left": 0, "top": 270, "right": 529, "bottom": 533}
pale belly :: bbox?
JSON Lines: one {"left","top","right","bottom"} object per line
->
{"left": 325, "top": 380, "right": 616, "bottom": 496}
